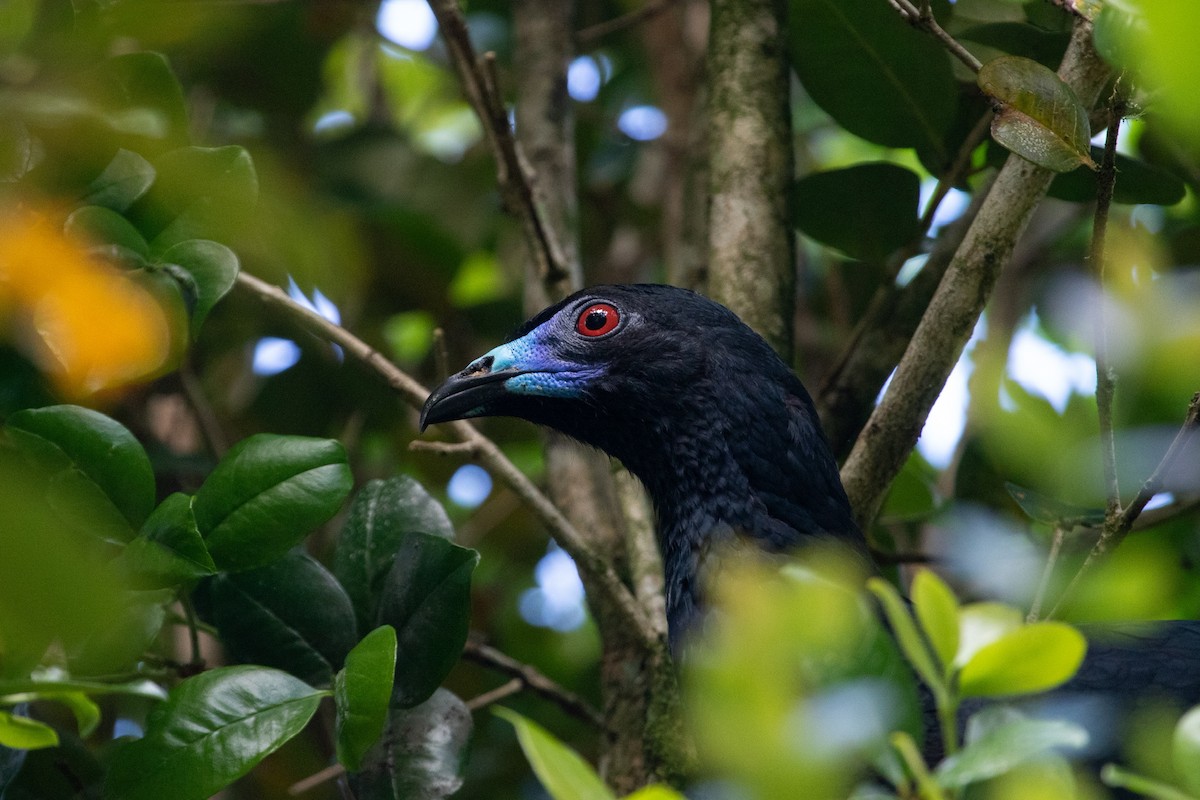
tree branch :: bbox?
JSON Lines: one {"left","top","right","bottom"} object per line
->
{"left": 577, "top": 0, "right": 680, "bottom": 45}
{"left": 1050, "top": 392, "right": 1200, "bottom": 617}
{"left": 1091, "top": 89, "right": 1125, "bottom": 524}
{"left": 889, "top": 0, "right": 983, "bottom": 73}
{"left": 840, "top": 19, "right": 1112, "bottom": 529}
{"left": 706, "top": 0, "right": 795, "bottom": 358}
{"left": 234, "top": 271, "right": 657, "bottom": 650}
{"left": 425, "top": 0, "right": 570, "bottom": 284}
{"left": 462, "top": 639, "right": 606, "bottom": 728}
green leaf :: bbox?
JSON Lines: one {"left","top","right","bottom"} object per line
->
{"left": 334, "top": 476, "right": 456, "bottom": 631}
{"left": 136, "top": 145, "right": 259, "bottom": 252}
{"left": 867, "top": 577, "right": 944, "bottom": 694}
{"left": 335, "top": 625, "right": 398, "bottom": 771}
{"left": 957, "top": 22, "right": 1070, "bottom": 68}
{"left": 6, "top": 405, "right": 156, "bottom": 528}
{"left": 193, "top": 434, "right": 352, "bottom": 571}
{"left": 1048, "top": 150, "right": 1187, "bottom": 206}
{"left": 495, "top": 707, "right": 615, "bottom": 800}
{"left": 207, "top": 550, "right": 358, "bottom": 686}
{"left": 953, "top": 602, "right": 1023, "bottom": 668}
{"left": 91, "top": 52, "right": 189, "bottom": 146}
{"left": 0, "top": 711, "right": 58, "bottom": 750}
{"left": 792, "top": 163, "right": 921, "bottom": 263}
{"left": 958, "top": 622, "right": 1087, "bottom": 697}
{"left": 937, "top": 707, "right": 1087, "bottom": 788}
{"left": 63, "top": 205, "right": 150, "bottom": 261}
{"left": 69, "top": 590, "right": 169, "bottom": 676}
{"left": 1173, "top": 705, "right": 1200, "bottom": 796}
{"left": 115, "top": 493, "right": 216, "bottom": 589}
{"left": 625, "top": 788, "right": 689, "bottom": 800}
{"left": 790, "top": 0, "right": 956, "bottom": 157}
{"left": 978, "top": 55, "right": 1094, "bottom": 172}
{"left": 0, "top": 673, "right": 166, "bottom": 703}
{"left": 376, "top": 533, "right": 478, "bottom": 708}
{"left": 47, "top": 692, "right": 101, "bottom": 738}
{"left": 911, "top": 570, "right": 959, "bottom": 672}
{"left": 81, "top": 149, "right": 156, "bottom": 213}
{"left": 1004, "top": 482, "right": 1105, "bottom": 527}
{"left": 158, "top": 239, "right": 239, "bottom": 337}
{"left": 351, "top": 688, "right": 473, "bottom": 800}
{"left": 104, "top": 666, "right": 325, "bottom": 800}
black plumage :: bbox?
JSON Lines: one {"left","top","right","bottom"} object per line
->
{"left": 422, "top": 284, "right": 870, "bottom": 646}
{"left": 421, "top": 283, "right": 1200, "bottom": 747}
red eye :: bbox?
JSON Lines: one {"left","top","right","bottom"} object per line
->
{"left": 575, "top": 302, "right": 620, "bottom": 337}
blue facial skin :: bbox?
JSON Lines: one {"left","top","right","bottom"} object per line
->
{"left": 482, "top": 322, "right": 603, "bottom": 398}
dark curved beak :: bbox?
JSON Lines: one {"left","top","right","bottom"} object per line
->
{"left": 419, "top": 359, "right": 523, "bottom": 430}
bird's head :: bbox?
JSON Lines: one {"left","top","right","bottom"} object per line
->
{"left": 420, "top": 285, "right": 782, "bottom": 467}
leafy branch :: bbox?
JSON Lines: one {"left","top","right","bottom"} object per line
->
{"left": 234, "top": 271, "right": 659, "bottom": 651}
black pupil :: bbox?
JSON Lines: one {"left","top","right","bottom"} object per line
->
{"left": 585, "top": 309, "right": 608, "bottom": 330}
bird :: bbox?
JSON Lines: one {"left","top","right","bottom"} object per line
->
{"left": 421, "top": 283, "right": 872, "bottom": 650}
{"left": 420, "top": 283, "right": 1200, "bottom": 760}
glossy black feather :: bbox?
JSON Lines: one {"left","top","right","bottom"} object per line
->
{"left": 423, "top": 284, "right": 1200, "bottom": 766}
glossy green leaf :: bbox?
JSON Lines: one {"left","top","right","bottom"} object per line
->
{"left": 115, "top": 493, "right": 215, "bottom": 588}
{"left": 6, "top": 405, "right": 155, "bottom": 528}
{"left": 0, "top": 711, "right": 58, "bottom": 750}
{"left": 334, "top": 476, "right": 455, "bottom": 631}
{"left": 790, "top": 0, "right": 956, "bottom": 157}
{"left": 351, "top": 688, "right": 473, "bottom": 800}
{"left": 63, "top": 205, "right": 150, "bottom": 261}
{"left": 81, "top": 149, "right": 156, "bottom": 212}
{"left": 1172, "top": 705, "right": 1200, "bottom": 796}
{"left": 937, "top": 707, "right": 1087, "bottom": 788}
{"left": 335, "top": 625, "right": 398, "bottom": 771}
{"left": 958, "top": 622, "right": 1086, "bottom": 697}
{"left": 494, "top": 707, "right": 615, "bottom": 800}
{"left": 1048, "top": 150, "right": 1186, "bottom": 206}
{"left": 793, "top": 163, "right": 921, "bottom": 263}
{"left": 50, "top": 692, "right": 101, "bottom": 738}
{"left": 158, "top": 239, "right": 239, "bottom": 336}
{"left": 91, "top": 52, "right": 189, "bottom": 146}
{"left": 104, "top": 666, "right": 325, "bottom": 800}
{"left": 911, "top": 570, "right": 959, "bottom": 672}
{"left": 193, "top": 434, "right": 352, "bottom": 571}
{"left": 867, "top": 577, "right": 944, "bottom": 694}
{"left": 208, "top": 550, "right": 358, "bottom": 686}
{"left": 0, "top": 0, "right": 35, "bottom": 54}
{"left": 978, "top": 56, "right": 1094, "bottom": 172}
{"left": 376, "top": 533, "right": 478, "bottom": 708}
{"left": 138, "top": 145, "right": 259, "bottom": 251}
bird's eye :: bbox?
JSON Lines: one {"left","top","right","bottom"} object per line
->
{"left": 575, "top": 303, "right": 620, "bottom": 337}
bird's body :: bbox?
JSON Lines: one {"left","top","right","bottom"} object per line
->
{"left": 421, "top": 283, "right": 1200, "bottom": 759}
{"left": 422, "top": 284, "right": 868, "bottom": 646}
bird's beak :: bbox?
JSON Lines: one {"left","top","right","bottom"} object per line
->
{"left": 419, "top": 358, "right": 523, "bottom": 430}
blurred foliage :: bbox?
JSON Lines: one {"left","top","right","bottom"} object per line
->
{"left": 0, "top": 0, "right": 1198, "bottom": 798}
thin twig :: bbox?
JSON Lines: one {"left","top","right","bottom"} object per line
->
{"left": 917, "top": 111, "right": 994, "bottom": 238}
{"left": 462, "top": 639, "right": 606, "bottom": 729}
{"left": 408, "top": 439, "right": 482, "bottom": 458}
{"left": 179, "top": 362, "right": 229, "bottom": 457}
{"left": 464, "top": 678, "right": 523, "bottom": 711}
{"left": 234, "top": 271, "right": 657, "bottom": 649}
{"left": 179, "top": 595, "right": 204, "bottom": 669}
{"left": 426, "top": 0, "right": 569, "bottom": 283}
{"left": 871, "top": 549, "right": 935, "bottom": 566}
{"left": 577, "top": 0, "right": 678, "bottom": 45}
{"left": 1093, "top": 90, "right": 1125, "bottom": 526}
{"left": 433, "top": 326, "right": 450, "bottom": 380}
{"left": 288, "top": 763, "right": 345, "bottom": 796}
{"left": 889, "top": 0, "right": 983, "bottom": 73}
{"left": 1049, "top": 392, "right": 1200, "bottom": 618}
{"left": 1027, "top": 525, "right": 1065, "bottom": 622}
